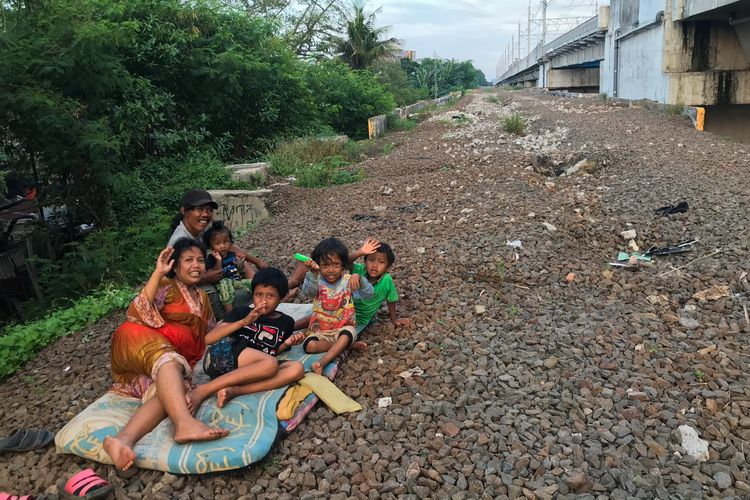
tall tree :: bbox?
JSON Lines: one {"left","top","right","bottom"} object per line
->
{"left": 223, "top": 0, "right": 346, "bottom": 58}
{"left": 334, "top": 3, "right": 399, "bottom": 70}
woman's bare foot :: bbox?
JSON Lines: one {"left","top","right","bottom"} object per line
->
{"left": 216, "top": 387, "right": 238, "bottom": 408}
{"left": 351, "top": 341, "right": 367, "bottom": 351}
{"left": 311, "top": 361, "right": 323, "bottom": 375}
{"left": 174, "top": 419, "right": 228, "bottom": 444}
{"left": 103, "top": 436, "right": 137, "bottom": 471}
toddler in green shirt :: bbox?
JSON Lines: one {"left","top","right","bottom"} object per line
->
{"left": 350, "top": 238, "right": 412, "bottom": 331}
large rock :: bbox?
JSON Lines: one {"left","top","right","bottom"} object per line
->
{"left": 209, "top": 189, "right": 271, "bottom": 232}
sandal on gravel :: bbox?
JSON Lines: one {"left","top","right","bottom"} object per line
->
{"left": 63, "top": 469, "right": 113, "bottom": 499}
{"left": 0, "top": 429, "right": 54, "bottom": 453}
{"left": 0, "top": 493, "right": 34, "bottom": 500}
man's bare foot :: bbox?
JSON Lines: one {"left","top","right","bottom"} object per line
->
{"left": 103, "top": 436, "right": 136, "bottom": 471}
{"left": 351, "top": 341, "right": 367, "bottom": 351}
{"left": 216, "top": 387, "right": 238, "bottom": 408}
{"left": 174, "top": 419, "right": 229, "bottom": 444}
{"left": 311, "top": 361, "right": 323, "bottom": 375}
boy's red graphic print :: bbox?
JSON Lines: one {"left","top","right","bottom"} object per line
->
{"left": 308, "top": 274, "right": 356, "bottom": 335}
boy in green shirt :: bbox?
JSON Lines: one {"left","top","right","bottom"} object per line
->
{"left": 351, "top": 238, "right": 413, "bottom": 333}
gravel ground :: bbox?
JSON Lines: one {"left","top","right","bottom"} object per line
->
{"left": 1, "top": 89, "right": 749, "bottom": 499}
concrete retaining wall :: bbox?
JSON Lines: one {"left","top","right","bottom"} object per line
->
{"left": 209, "top": 189, "right": 271, "bottom": 232}
{"left": 394, "top": 91, "right": 463, "bottom": 119}
{"left": 369, "top": 91, "right": 462, "bottom": 139}
{"left": 368, "top": 115, "right": 387, "bottom": 140}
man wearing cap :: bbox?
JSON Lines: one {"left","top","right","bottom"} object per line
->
{"left": 168, "top": 189, "right": 220, "bottom": 247}
{"left": 167, "top": 189, "right": 250, "bottom": 319}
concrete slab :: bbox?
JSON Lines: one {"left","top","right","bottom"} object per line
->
{"left": 209, "top": 189, "right": 272, "bottom": 232}
{"left": 225, "top": 163, "right": 268, "bottom": 184}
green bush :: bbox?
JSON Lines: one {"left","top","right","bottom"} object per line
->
{"left": 35, "top": 210, "right": 171, "bottom": 306}
{"left": 304, "top": 61, "right": 396, "bottom": 139}
{"left": 372, "top": 60, "right": 430, "bottom": 106}
{"left": 267, "top": 137, "right": 391, "bottom": 187}
{"left": 267, "top": 138, "right": 346, "bottom": 177}
{"left": 503, "top": 113, "right": 526, "bottom": 135}
{"left": 0, "top": 285, "right": 135, "bottom": 380}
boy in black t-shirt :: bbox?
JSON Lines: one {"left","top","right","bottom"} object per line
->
{"left": 190, "top": 268, "right": 305, "bottom": 409}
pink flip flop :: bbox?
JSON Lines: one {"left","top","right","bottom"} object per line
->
{"left": 63, "top": 469, "right": 113, "bottom": 499}
{"left": 0, "top": 493, "right": 34, "bottom": 500}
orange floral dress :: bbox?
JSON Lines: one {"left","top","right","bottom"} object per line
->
{"left": 110, "top": 278, "right": 215, "bottom": 400}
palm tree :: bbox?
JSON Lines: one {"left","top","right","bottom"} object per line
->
{"left": 335, "top": 3, "right": 399, "bottom": 70}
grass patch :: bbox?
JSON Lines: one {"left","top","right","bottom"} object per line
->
{"left": 487, "top": 96, "right": 499, "bottom": 104}
{"left": 502, "top": 113, "right": 526, "bottom": 135}
{"left": 386, "top": 113, "right": 417, "bottom": 132}
{"left": 295, "top": 156, "right": 364, "bottom": 188}
{"left": 267, "top": 136, "right": 393, "bottom": 188}
{"left": 0, "top": 285, "right": 135, "bottom": 380}
{"left": 343, "top": 139, "right": 394, "bottom": 161}
{"left": 267, "top": 137, "right": 345, "bottom": 177}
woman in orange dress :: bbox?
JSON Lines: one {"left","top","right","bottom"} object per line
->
{"left": 103, "top": 238, "right": 229, "bottom": 471}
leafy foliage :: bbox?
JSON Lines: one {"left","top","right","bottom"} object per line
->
{"left": 334, "top": 4, "right": 399, "bottom": 70}
{"left": 0, "top": 285, "right": 135, "bottom": 380}
{"left": 304, "top": 61, "right": 395, "bottom": 139}
{"left": 222, "top": 0, "right": 347, "bottom": 58}
{"left": 34, "top": 210, "right": 171, "bottom": 306}
{"left": 403, "top": 58, "right": 488, "bottom": 97}
{"left": 372, "top": 60, "right": 429, "bottom": 106}
{"left": 0, "top": 0, "right": 315, "bottom": 225}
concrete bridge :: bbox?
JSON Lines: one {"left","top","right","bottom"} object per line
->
{"left": 499, "top": 15, "right": 607, "bottom": 91}
{"left": 498, "top": 0, "right": 750, "bottom": 141}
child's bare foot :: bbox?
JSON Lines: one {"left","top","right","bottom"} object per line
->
{"left": 311, "top": 361, "right": 323, "bottom": 375}
{"left": 186, "top": 387, "right": 209, "bottom": 415}
{"left": 216, "top": 387, "right": 238, "bottom": 408}
{"left": 103, "top": 436, "right": 137, "bottom": 471}
{"left": 351, "top": 341, "right": 367, "bottom": 351}
{"left": 174, "top": 419, "right": 228, "bottom": 444}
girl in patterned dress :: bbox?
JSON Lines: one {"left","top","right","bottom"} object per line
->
{"left": 299, "top": 237, "right": 374, "bottom": 374}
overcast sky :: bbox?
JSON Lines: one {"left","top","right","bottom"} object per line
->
{"left": 373, "top": 1, "right": 604, "bottom": 81}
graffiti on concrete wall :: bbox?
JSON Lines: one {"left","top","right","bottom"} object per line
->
{"left": 218, "top": 202, "right": 264, "bottom": 231}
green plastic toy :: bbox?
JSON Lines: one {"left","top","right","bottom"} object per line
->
{"left": 294, "top": 253, "right": 311, "bottom": 262}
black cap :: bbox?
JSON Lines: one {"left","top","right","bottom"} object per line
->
{"left": 181, "top": 189, "right": 218, "bottom": 209}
